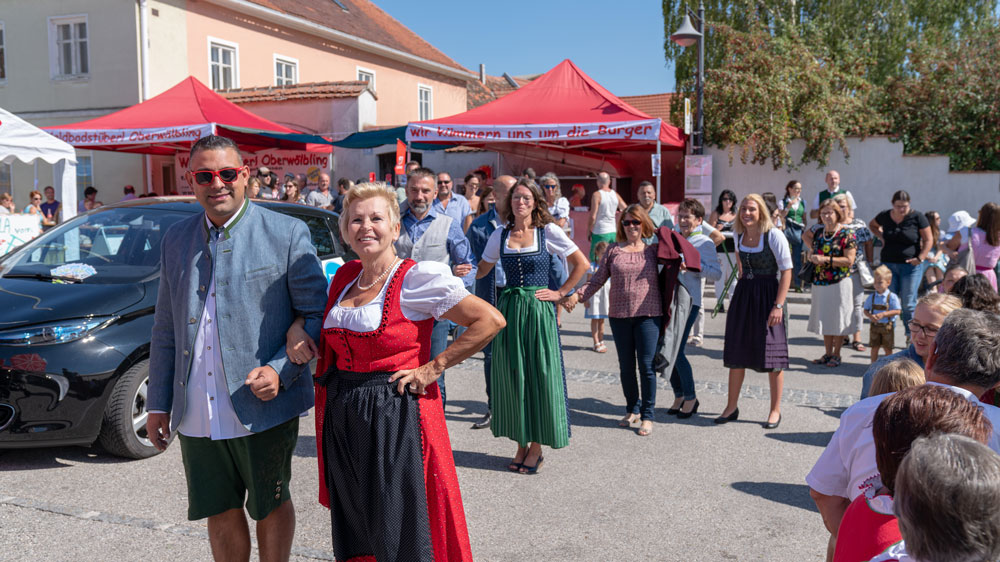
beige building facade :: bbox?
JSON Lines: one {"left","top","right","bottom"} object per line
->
{"left": 0, "top": 0, "right": 471, "bottom": 208}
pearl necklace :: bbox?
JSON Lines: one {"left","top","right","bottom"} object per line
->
{"left": 358, "top": 258, "right": 399, "bottom": 291}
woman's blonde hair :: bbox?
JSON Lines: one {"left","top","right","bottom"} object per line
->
{"left": 734, "top": 193, "right": 774, "bottom": 235}
{"left": 339, "top": 182, "right": 401, "bottom": 239}
{"left": 869, "top": 358, "right": 926, "bottom": 396}
{"left": 917, "top": 292, "right": 963, "bottom": 317}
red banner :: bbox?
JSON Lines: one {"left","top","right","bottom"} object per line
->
{"left": 393, "top": 139, "right": 407, "bottom": 174}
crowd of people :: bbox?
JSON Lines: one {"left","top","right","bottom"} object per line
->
{"left": 140, "top": 134, "right": 1000, "bottom": 562}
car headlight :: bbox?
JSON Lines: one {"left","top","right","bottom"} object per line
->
{"left": 0, "top": 317, "right": 116, "bottom": 346}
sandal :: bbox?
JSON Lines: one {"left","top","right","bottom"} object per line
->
{"left": 637, "top": 420, "right": 653, "bottom": 436}
{"left": 812, "top": 354, "right": 831, "bottom": 365}
{"left": 594, "top": 342, "right": 608, "bottom": 353}
{"left": 618, "top": 414, "right": 640, "bottom": 427}
{"left": 851, "top": 341, "right": 866, "bottom": 352}
{"left": 826, "top": 356, "right": 842, "bottom": 368}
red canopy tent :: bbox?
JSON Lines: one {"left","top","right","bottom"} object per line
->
{"left": 44, "top": 77, "right": 329, "bottom": 155}
{"left": 406, "top": 59, "right": 685, "bottom": 197}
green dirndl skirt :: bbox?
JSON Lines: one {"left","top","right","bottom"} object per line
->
{"left": 490, "top": 286, "right": 570, "bottom": 449}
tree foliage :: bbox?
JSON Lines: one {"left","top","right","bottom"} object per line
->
{"left": 882, "top": 25, "right": 1000, "bottom": 171}
{"left": 695, "top": 24, "right": 883, "bottom": 169}
{"left": 662, "top": 0, "right": 999, "bottom": 170}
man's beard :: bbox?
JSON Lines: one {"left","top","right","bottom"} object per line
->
{"left": 410, "top": 202, "right": 429, "bottom": 214}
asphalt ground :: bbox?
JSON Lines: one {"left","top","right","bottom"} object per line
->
{"left": 0, "top": 297, "right": 892, "bottom": 561}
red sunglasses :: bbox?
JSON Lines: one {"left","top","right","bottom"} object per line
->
{"left": 192, "top": 167, "right": 245, "bottom": 186}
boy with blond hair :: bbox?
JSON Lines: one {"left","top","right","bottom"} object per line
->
{"left": 864, "top": 266, "right": 902, "bottom": 363}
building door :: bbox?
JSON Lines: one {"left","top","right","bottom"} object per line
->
{"left": 160, "top": 162, "right": 176, "bottom": 195}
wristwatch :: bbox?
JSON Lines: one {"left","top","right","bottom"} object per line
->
{"left": 774, "top": 303, "right": 784, "bottom": 310}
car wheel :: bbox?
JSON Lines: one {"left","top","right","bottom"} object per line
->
{"left": 97, "top": 359, "right": 161, "bottom": 459}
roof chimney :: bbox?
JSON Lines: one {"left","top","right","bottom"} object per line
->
{"left": 479, "top": 64, "right": 486, "bottom": 85}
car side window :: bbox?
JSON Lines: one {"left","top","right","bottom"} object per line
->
{"left": 298, "top": 215, "right": 337, "bottom": 258}
{"left": 327, "top": 214, "right": 357, "bottom": 262}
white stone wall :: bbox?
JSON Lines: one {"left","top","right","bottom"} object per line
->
{"left": 706, "top": 136, "right": 1000, "bottom": 221}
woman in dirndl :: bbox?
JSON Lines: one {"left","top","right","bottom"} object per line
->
{"left": 290, "top": 182, "right": 504, "bottom": 562}
{"left": 716, "top": 193, "right": 792, "bottom": 429}
{"left": 477, "top": 178, "right": 589, "bottom": 474}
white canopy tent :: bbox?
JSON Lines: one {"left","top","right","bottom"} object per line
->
{"left": 0, "top": 107, "right": 78, "bottom": 220}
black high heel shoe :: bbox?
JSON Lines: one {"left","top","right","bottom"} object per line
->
{"left": 762, "top": 414, "right": 782, "bottom": 430}
{"left": 676, "top": 399, "right": 700, "bottom": 419}
{"left": 666, "top": 402, "right": 683, "bottom": 416}
{"left": 713, "top": 408, "right": 739, "bottom": 424}
{"left": 520, "top": 456, "right": 544, "bottom": 475}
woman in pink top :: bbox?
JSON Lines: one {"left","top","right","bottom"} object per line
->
{"left": 567, "top": 205, "right": 662, "bottom": 436}
{"left": 967, "top": 202, "right": 1000, "bottom": 290}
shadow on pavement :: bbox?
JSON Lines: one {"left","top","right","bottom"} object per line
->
{"left": 567, "top": 396, "right": 626, "bottom": 428}
{"left": 451, "top": 449, "right": 513, "bottom": 473}
{"left": 294, "top": 434, "right": 317, "bottom": 458}
{"left": 442, "top": 399, "right": 488, "bottom": 424}
{"left": 730, "top": 481, "right": 818, "bottom": 512}
{"left": 797, "top": 405, "right": 847, "bottom": 420}
{"left": 765, "top": 431, "right": 835, "bottom": 447}
{"left": 0, "top": 444, "right": 135, "bottom": 469}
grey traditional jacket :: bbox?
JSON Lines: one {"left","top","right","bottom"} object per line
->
{"left": 148, "top": 200, "right": 327, "bottom": 433}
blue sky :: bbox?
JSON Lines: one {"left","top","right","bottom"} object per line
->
{"left": 375, "top": 0, "right": 676, "bottom": 97}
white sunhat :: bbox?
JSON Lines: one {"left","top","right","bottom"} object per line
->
{"left": 947, "top": 210, "right": 976, "bottom": 234}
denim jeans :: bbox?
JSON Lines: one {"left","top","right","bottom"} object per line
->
{"left": 431, "top": 319, "right": 449, "bottom": 406}
{"left": 784, "top": 223, "right": 804, "bottom": 289}
{"left": 669, "top": 306, "right": 701, "bottom": 401}
{"left": 884, "top": 261, "right": 921, "bottom": 335}
{"left": 608, "top": 316, "right": 662, "bottom": 421}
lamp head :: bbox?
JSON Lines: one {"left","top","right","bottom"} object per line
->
{"left": 670, "top": 13, "right": 702, "bottom": 47}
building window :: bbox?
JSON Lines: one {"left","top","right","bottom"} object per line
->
{"left": 76, "top": 155, "right": 93, "bottom": 193}
{"left": 418, "top": 85, "right": 433, "bottom": 120}
{"left": 49, "top": 15, "right": 89, "bottom": 78}
{"left": 208, "top": 38, "right": 238, "bottom": 90}
{"left": 357, "top": 67, "right": 375, "bottom": 91}
{"left": 274, "top": 55, "right": 297, "bottom": 86}
{"left": 0, "top": 22, "right": 6, "bottom": 82}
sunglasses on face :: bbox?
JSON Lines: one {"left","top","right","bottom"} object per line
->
{"left": 542, "top": 184, "right": 558, "bottom": 190}
{"left": 622, "top": 219, "right": 642, "bottom": 227}
{"left": 438, "top": 180, "right": 452, "bottom": 185}
{"left": 193, "top": 167, "right": 244, "bottom": 186}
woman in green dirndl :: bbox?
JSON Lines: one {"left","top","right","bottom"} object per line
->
{"left": 477, "top": 179, "right": 589, "bottom": 474}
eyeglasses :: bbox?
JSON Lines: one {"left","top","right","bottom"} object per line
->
{"left": 908, "top": 320, "right": 940, "bottom": 338}
{"left": 622, "top": 219, "right": 642, "bottom": 227}
{"left": 511, "top": 195, "right": 534, "bottom": 202}
{"left": 31, "top": 197, "right": 41, "bottom": 201}
{"left": 193, "top": 167, "right": 245, "bottom": 186}
{"left": 542, "top": 184, "right": 558, "bottom": 190}
{"left": 438, "top": 180, "right": 452, "bottom": 185}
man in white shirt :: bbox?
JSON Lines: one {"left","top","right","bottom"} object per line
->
{"left": 810, "top": 170, "right": 857, "bottom": 221}
{"left": 806, "top": 308, "right": 1000, "bottom": 560}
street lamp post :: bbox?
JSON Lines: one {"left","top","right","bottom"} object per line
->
{"left": 670, "top": 1, "right": 705, "bottom": 155}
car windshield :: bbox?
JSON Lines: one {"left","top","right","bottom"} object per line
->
{"left": 0, "top": 207, "right": 192, "bottom": 284}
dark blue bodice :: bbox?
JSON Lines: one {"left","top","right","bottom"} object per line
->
{"left": 500, "top": 227, "right": 560, "bottom": 288}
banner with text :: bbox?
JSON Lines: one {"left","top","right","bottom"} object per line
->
{"left": 0, "top": 214, "right": 43, "bottom": 255}
{"left": 174, "top": 149, "right": 332, "bottom": 194}
{"left": 49, "top": 124, "right": 214, "bottom": 147}
{"left": 406, "top": 119, "right": 661, "bottom": 143}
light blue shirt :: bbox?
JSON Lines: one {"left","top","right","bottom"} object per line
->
{"left": 864, "top": 290, "right": 902, "bottom": 325}
{"left": 432, "top": 193, "right": 471, "bottom": 228}
{"left": 401, "top": 205, "right": 477, "bottom": 285}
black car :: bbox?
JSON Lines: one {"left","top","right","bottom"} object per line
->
{"left": 0, "top": 197, "right": 352, "bottom": 458}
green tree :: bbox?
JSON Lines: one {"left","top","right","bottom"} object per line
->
{"left": 697, "top": 23, "right": 883, "bottom": 169}
{"left": 662, "top": 0, "right": 996, "bottom": 88}
{"left": 883, "top": 24, "right": 1000, "bottom": 171}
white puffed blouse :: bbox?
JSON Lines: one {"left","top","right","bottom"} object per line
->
{"left": 323, "top": 261, "right": 470, "bottom": 332}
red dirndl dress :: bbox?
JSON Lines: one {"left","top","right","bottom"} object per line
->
{"left": 313, "top": 259, "right": 472, "bottom": 562}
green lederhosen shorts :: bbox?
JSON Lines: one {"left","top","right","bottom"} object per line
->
{"left": 178, "top": 417, "right": 298, "bottom": 521}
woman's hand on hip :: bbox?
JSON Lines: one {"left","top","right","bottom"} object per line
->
{"left": 390, "top": 363, "right": 441, "bottom": 396}
{"left": 535, "top": 288, "right": 562, "bottom": 302}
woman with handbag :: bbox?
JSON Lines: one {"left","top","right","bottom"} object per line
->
{"left": 807, "top": 199, "right": 858, "bottom": 368}
{"left": 945, "top": 203, "right": 1000, "bottom": 291}
{"left": 804, "top": 194, "right": 874, "bottom": 353}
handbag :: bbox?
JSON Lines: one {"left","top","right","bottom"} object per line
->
{"left": 857, "top": 260, "right": 875, "bottom": 289}
{"left": 797, "top": 259, "right": 815, "bottom": 285}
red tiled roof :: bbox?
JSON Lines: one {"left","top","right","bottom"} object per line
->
{"left": 620, "top": 93, "right": 678, "bottom": 122}
{"left": 243, "top": 0, "right": 469, "bottom": 74}
{"left": 218, "top": 81, "right": 372, "bottom": 103}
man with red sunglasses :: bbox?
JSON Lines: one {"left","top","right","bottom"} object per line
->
{"left": 148, "top": 135, "right": 327, "bottom": 562}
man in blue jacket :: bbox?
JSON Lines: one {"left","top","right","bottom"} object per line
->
{"left": 146, "top": 135, "right": 327, "bottom": 562}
